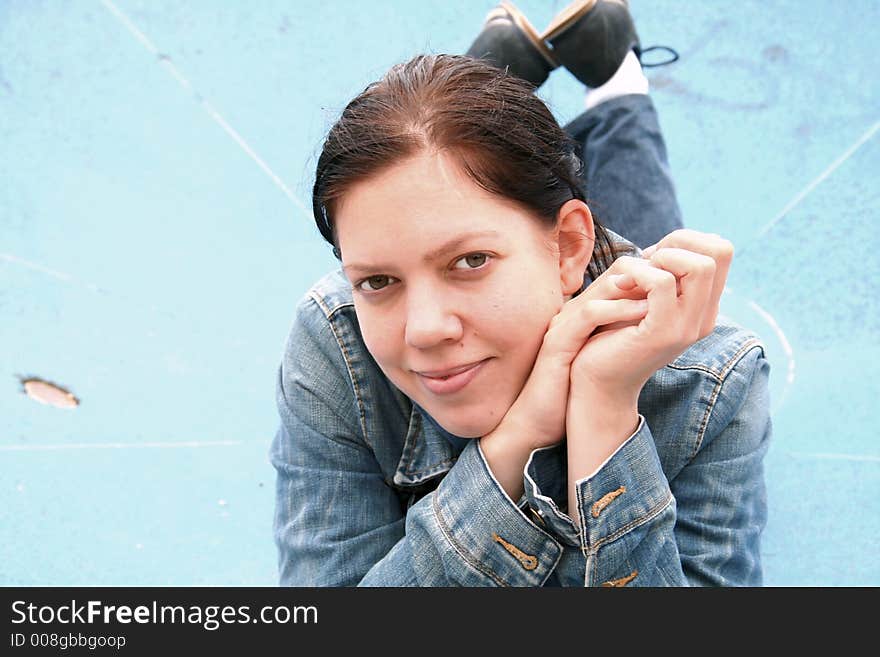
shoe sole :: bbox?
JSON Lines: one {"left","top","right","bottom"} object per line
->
{"left": 498, "top": 1, "right": 560, "bottom": 69}
{"left": 541, "top": 0, "right": 629, "bottom": 42}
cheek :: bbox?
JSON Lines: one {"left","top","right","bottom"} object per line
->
{"left": 481, "top": 280, "right": 563, "bottom": 340}
{"left": 354, "top": 306, "right": 400, "bottom": 365}
{"left": 485, "top": 286, "right": 563, "bottom": 376}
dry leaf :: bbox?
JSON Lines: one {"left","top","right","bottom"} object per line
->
{"left": 17, "top": 375, "right": 80, "bottom": 409}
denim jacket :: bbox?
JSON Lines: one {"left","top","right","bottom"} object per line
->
{"left": 270, "top": 229, "right": 772, "bottom": 587}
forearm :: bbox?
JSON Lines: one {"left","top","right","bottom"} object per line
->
{"left": 565, "top": 383, "right": 640, "bottom": 527}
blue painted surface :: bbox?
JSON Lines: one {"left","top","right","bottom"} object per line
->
{"left": 2, "top": 1, "right": 877, "bottom": 586}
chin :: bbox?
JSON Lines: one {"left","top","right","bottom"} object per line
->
{"left": 433, "top": 410, "right": 504, "bottom": 440}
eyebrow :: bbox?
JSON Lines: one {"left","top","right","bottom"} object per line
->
{"left": 341, "top": 229, "right": 503, "bottom": 274}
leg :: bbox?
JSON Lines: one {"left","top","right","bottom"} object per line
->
{"left": 545, "top": 1, "right": 683, "bottom": 248}
{"left": 563, "top": 93, "right": 684, "bottom": 249}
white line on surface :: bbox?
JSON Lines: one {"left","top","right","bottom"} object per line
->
{"left": 746, "top": 298, "right": 795, "bottom": 384}
{"left": 99, "top": 0, "right": 312, "bottom": 219}
{"left": 723, "top": 287, "right": 796, "bottom": 415}
{"left": 0, "top": 253, "right": 71, "bottom": 281}
{"left": 747, "top": 297, "right": 795, "bottom": 414}
{"left": 0, "top": 440, "right": 243, "bottom": 451}
{"left": 1, "top": 253, "right": 108, "bottom": 293}
{"left": 786, "top": 451, "right": 880, "bottom": 463}
{"left": 753, "top": 119, "right": 880, "bottom": 240}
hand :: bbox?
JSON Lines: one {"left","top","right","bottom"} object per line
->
{"left": 569, "top": 229, "right": 734, "bottom": 402}
{"left": 499, "top": 268, "right": 651, "bottom": 451}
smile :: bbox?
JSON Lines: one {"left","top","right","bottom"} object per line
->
{"left": 417, "top": 359, "right": 489, "bottom": 395}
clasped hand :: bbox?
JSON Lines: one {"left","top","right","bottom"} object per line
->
{"left": 503, "top": 229, "right": 734, "bottom": 451}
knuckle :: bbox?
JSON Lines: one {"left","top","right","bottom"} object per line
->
{"left": 696, "top": 254, "right": 717, "bottom": 275}
{"left": 613, "top": 255, "right": 640, "bottom": 268}
{"left": 719, "top": 239, "right": 735, "bottom": 259}
{"left": 703, "top": 234, "right": 733, "bottom": 258}
{"left": 579, "top": 300, "right": 599, "bottom": 319}
{"left": 654, "top": 269, "right": 677, "bottom": 286}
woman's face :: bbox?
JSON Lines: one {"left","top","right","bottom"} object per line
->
{"left": 334, "top": 150, "right": 577, "bottom": 438}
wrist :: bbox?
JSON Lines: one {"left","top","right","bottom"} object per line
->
{"left": 479, "top": 416, "right": 536, "bottom": 502}
{"left": 487, "top": 406, "right": 547, "bottom": 453}
{"left": 568, "top": 378, "right": 641, "bottom": 418}
{"left": 565, "top": 383, "right": 641, "bottom": 484}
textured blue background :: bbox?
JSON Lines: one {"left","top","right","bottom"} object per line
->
{"left": 2, "top": 0, "right": 878, "bottom": 586}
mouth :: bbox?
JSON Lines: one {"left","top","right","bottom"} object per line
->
{"left": 416, "top": 359, "right": 490, "bottom": 395}
{"left": 416, "top": 359, "right": 487, "bottom": 379}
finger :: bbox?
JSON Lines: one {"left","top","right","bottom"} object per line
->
{"left": 607, "top": 257, "right": 679, "bottom": 333}
{"left": 608, "top": 273, "right": 638, "bottom": 290}
{"left": 585, "top": 257, "right": 664, "bottom": 301}
{"left": 650, "top": 229, "right": 733, "bottom": 259}
{"left": 548, "top": 298, "right": 649, "bottom": 360}
{"left": 591, "top": 317, "right": 641, "bottom": 336}
{"left": 647, "top": 247, "right": 717, "bottom": 337}
{"left": 644, "top": 229, "right": 733, "bottom": 316}
{"left": 584, "top": 299, "right": 649, "bottom": 336}
{"left": 580, "top": 268, "right": 642, "bottom": 302}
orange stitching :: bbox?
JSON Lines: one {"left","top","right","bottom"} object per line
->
{"left": 492, "top": 532, "right": 538, "bottom": 570}
{"left": 601, "top": 570, "right": 638, "bottom": 587}
{"left": 591, "top": 485, "right": 626, "bottom": 518}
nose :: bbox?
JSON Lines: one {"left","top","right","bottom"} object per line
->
{"left": 404, "top": 286, "right": 463, "bottom": 349}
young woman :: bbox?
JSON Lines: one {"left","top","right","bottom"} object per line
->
{"left": 270, "top": 1, "right": 772, "bottom": 587}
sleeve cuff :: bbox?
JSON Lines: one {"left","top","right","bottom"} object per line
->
{"left": 524, "top": 443, "right": 581, "bottom": 546}
{"left": 573, "top": 415, "right": 674, "bottom": 548}
{"left": 431, "top": 439, "right": 563, "bottom": 586}
{"left": 524, "top": 415, "right": 672, "bottom": 548}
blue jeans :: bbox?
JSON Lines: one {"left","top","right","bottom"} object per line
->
{"left": 563, "top": 93, "right": 683, "bottom": 249}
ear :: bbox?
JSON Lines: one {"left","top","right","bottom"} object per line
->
{"left": 555, "top": 199, "right": 595, "bottom": 297}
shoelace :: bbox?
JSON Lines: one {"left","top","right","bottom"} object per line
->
{"left": 637, "top": 44, "right": 680, "bottom": 68}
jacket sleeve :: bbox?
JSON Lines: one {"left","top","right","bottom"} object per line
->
{"left": 665, "top": 342, "right": 772, "bottom": 585}
{"left": 270, "top": 295, "right": 565, "bottom": 586}
{"left": 523, "top": 340, "right": 772, "bottom": 586}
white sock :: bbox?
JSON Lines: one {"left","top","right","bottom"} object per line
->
{"left": 584, "top": 50, "right": 649, "bottom": 110}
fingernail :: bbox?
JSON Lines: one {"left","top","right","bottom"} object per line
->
{"left": 610, "top": 274, "right": 628, "bottom": 287}
{"left": 641, "top": 245, "right": 656, "bottom": 258}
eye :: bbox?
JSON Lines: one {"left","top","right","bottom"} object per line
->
{"left": 353, "top": 253, "right": 493, "bottom": 296}
{"left": 355, "top": 275, "right": 397, "bottom": 293}
{"left": 452, "top": 252, "right": 492, "bottom": 271}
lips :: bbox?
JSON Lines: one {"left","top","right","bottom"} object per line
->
{"left": 416, "top": 359, "right": 489, "bottom": 395}
{"left": 417, "top": 360, "right": 486, "bottom": 379}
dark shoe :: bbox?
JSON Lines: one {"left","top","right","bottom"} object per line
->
{"left": 542, "top": 0, "right": 643, "bottom": 88}
{"left": 465, "top": 1, "right": 559, "bottom": 88}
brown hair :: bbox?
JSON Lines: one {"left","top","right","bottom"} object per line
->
{"left": 312, "top": 53, "right": 620, "bottom": 285}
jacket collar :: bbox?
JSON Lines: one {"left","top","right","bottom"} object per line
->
{"left": 392, "top": 402, "right": 463, "bottom": 487}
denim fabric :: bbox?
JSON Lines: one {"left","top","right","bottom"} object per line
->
{"left": 565, "top": 93, "right": 684, "bottom": 249}
{"left": 270, "top": 95, "right": 772, "bottom": 587}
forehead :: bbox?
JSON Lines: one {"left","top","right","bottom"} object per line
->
{"left": 335, "top": 150, "right": 540, "bottom": 263}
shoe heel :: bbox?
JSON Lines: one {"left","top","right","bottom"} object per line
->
{"left": 541, "top": 0, "right": 598, "bottom": 42}
{"left": 466, "top": 1, "right": 559, "bottom": 87}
